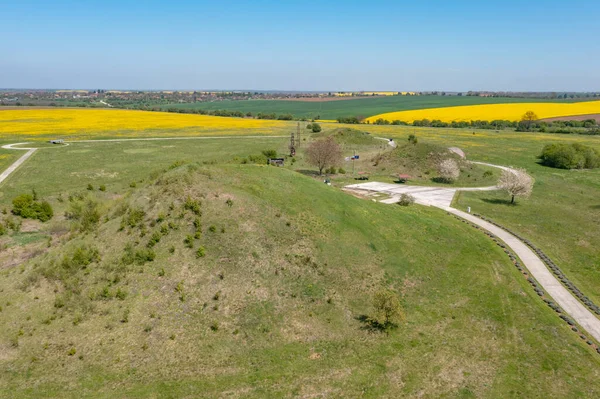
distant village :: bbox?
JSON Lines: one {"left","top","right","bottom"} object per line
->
{"left": 1, "top": 89, "right": 599, "bottom": 108}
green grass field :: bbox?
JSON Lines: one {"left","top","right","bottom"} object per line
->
{"left": 0, "top": 149, "right": 21, "bottom": 173}
{"left": 1, "top": 115, "right": 600, "bottom": 397}
{"left": 2, "top": 162, "right": 600, "bottom": 398}
{"left": 161, "top": 95, "right": 577, "bottom": 120}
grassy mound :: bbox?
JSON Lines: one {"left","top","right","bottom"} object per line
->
{"left": 322, "top": 128, "right": 382, "bottom": 146}
{"left": 1, "top": 164, "right": 599, "bottom": 397}
{"left": 373, "top": 141, "right": 498, "bottom": 186}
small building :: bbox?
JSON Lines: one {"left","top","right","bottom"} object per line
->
{"left": 268, "top": 158, "right": 285, "bottom": 167}
{"left": 49, "top": 139, "right": 64, "bottom": 144}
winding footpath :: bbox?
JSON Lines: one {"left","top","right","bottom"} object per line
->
{"left": 347, "top": 162, "right": 600, "bottom": 342}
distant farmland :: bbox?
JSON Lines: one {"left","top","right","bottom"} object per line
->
{"left": 366, "top": 100, "right": 600, "bottom": 123}
{"left": 160, "top": 95, "right": 578, "bottom": 120}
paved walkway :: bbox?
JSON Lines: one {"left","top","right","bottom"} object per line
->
{"left": 0, "top": 143, "right": 38, "bottom": 185}
{"left": 346, "top": 163, "right": 600, "bottom": 342}
{"left": 444, "top": 206, "right": 600, "bottom": 342}
{"left": 345, "top": 181, "right": 498, "bottom": 207}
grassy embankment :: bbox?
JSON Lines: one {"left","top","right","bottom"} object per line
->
{"left": 1, "top": 163, "right": 600, "bottom": 398}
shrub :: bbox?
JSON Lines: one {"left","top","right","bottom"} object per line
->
{"left": 123, "top": 208, "right": 145, "bottom": 228}
{"left": 408, "top": 134, "right": 418, "bottom": 144}
{"left": 193, "top": 217, "right": 201, "bottom": 230}
{"left": 66, "top": 197, "right": 100, "bottom": 232}
{"left": 11, "top": 194, "right": 54, "bottom": 222}
{"left": 87, "top": 184, "right": 94, "bottom": 191}
{"left": 261, "top": 149, "right": 277, "bottom": 159}
{"left": 184, "top": 235, "right": 194, "bottom": 248}
{"left": 99, "top": 185, "right": 106, "bottom": 192}
{"left": 147, "top": 231, "right": 162, "bottom": 248}
{"left": 539, "top": 143, "right": 600, "bottom": 169}
{"left": 196, "top": 246, "right": 206, "bottom": 258}
{"left": 62, "top": 245, "right": 100, "bottom": 271}
{"left": 397, "top": 193, "right": 415, "bottom": 206}
{"left": 338, "top": 168, "right": 346, "bottom": 174}
{"left": 115, "top": 288, "right": 127, "bottom": 300}
{"left": 208, "top": 225, "right": 216, "bottom": 232}
{"left": 184, "top": 197, "right": 202, "bottom": 216}
{"left": 311, "top": 123, "right": 322, "bottom": 133}
{"left": 134, "top": 248, "right": 155, "bottom": 264}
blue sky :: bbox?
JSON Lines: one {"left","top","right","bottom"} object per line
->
{"left": 1, "top": 0, "right": 599, "bottom": 91}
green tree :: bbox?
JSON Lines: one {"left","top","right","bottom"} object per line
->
{"left": 311, "top": 123, "right": 322, "bottom": 133}
{"left": 370, "top": 289, "right": 404, "bottom": 331}
{"left": 520, "top": 111, "right": 538, "bottom": 131}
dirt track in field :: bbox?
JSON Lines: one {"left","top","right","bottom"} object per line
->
{"left": 541, "top": 113, "right": 600, "bottom": 122}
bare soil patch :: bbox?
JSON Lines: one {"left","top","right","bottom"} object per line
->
{"left": 541, "top": 113, "right": 600, "bottom": 122}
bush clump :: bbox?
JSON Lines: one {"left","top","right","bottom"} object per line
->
{"left": 66, "top": 197, "right": 100, "bottom": 232}
{"left": 539, "top": 143, "right": 600, "bottom": 169}
{"left": 397, "top": 193, "right": 415, "bottom": 206}
{"left": 11, "top": 194, "right": 54, "bottom": 222}
{"left": 184, "top": 197, "right": 202, "bottom": 216}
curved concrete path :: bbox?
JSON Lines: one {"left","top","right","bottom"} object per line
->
{"left": 0, "top": 143, "right": 38, "bottom": 185}
{"left": 444, "top": 206, "right": 600, "bottom": 342}
{"left": 346, "top": 162, "right": 600, "bottom": 342}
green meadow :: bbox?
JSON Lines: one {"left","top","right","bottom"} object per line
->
{"left": 0, "top": 116, "right": 599, "bottom": 397}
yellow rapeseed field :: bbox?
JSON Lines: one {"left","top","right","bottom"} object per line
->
{"left": 365, "top": 101, "right": 600, "bottom": 123}
{"left": 0, "top": 108, "right": 290, "bottom": 139}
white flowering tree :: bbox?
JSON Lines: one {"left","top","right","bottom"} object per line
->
{"left": 497, "top": 167, "right": 534, "bottom": 204}
{"left": 438, "top": 159, "right": 460, "bottom": 183}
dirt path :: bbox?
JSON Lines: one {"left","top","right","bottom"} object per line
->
{"left": 347, "top": 161, "right": 600, "bottom": 342}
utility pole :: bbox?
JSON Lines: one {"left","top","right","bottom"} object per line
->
{"left": 296, "top": 122, "right": 301, "bottom": 149}
{"left": 289, "top": 129, "right": 296, "bottom": 156}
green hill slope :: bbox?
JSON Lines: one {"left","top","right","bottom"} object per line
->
{"left": 1, "top": 164, "right": 599, "bottom": 398}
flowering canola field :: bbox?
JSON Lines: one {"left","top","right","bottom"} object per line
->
{"left": 365, "top": 100, "right": 600, "bottom": 123}
{"left": 0, "top": 109, "right": 289, "bottom": 139}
